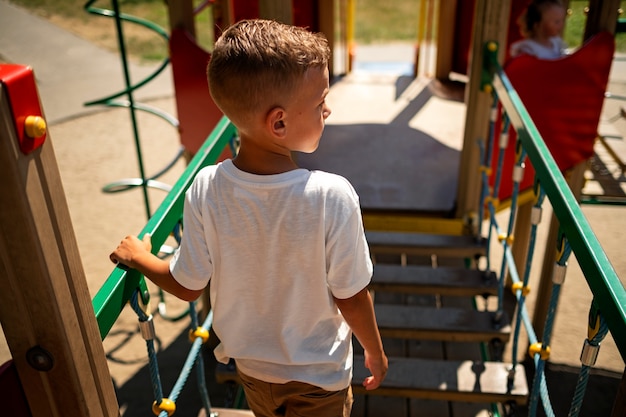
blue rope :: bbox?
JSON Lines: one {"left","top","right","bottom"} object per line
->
{"left": 477, "top": 98, "right": 499, "bottom": 237}
{"left": 188, "top": 302, "right": 213, "bottom": 413}
{"left": 159, "top": 308, "right": 215, "bottom": 417}
{"left": 130, "top": 291, "right": 165, "bottom": 405}
{"left": 511, "top": 187, "right": 545, "bottom": 371}
{"left": 567, "top": 305, "right": 610, "bottom": 417}
{"left": 529, "top": 237, "right": 572, "bottom": 417}
{"left": 488, "top": 197, "right": 556, "bottom": 417}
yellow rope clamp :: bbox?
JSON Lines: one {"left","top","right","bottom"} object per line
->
{"left": 152, "top": 398, "right": 176, "bottom": 416}
{"left": 528, "top": 343, "right": 551, "bottom": 360}
{"left": 511, "top": 282, "right": 530, "bottom": 296}
{"left": 498, "top": 233, "right": 514, "bottom": 246}
{"left": 189, "top": 327, "right": 209, "bottom": 344}
{"left": 479, "top": 165, "right": 492, "bottom": 176}
{"left": 484, "top": 196, "right": 499, "bottom": 210}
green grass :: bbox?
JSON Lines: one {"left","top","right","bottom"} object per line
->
{"left": 564, "top": 1, "right": 626, "bottom": 51}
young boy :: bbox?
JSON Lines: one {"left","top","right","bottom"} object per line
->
{"left": 110, "top": 19, "right": 388, "bottom": 416}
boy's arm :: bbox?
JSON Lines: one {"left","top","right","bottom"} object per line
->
{"left": 334, "top": 287, "right": 388, "bottom": 390}
{"left": 110, "top": 235, "right": 203, "bottom": 302}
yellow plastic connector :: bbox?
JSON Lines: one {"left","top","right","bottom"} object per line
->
{"left": 189, "top": 327, "right": 210, "bottom": 343}
{"left": 479, "top": 165, "right": 492, "bottom": 176}
{"left": 152, "top": 398, "right": 176, "bottom": 416}
{"left": 528, "top": 343, "right": 550, "bottom": 360}
{"left": 498, "top": 233, "right": 514, "bottom": 246}
{"left": 484, "top": 196, "right": 499, "bottom": 210}
{"left": 487, "top": 41, "right": 498, "bottom": 52}
{"left": 511, "top": 282, "right": 530, "bottom": 296}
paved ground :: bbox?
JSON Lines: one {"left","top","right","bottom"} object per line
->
{"left": 1, "top": 1, "right": 625, "bottom": 416}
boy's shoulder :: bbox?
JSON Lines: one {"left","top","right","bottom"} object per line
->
{"left": 306, "top": 169, "right": 360, "bottom": 203}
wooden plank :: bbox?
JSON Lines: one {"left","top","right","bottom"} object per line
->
{"left": 375, "top": 304, "right": 510, "bottom": 343}
{"left": 370, "top": 264, "right": 497, "bottom": 297}
{"left": 366, "top": 231, "right": 487, "bottom": 258}
{"left": 352, "top": 355, "right": 528, "bottom": 404}
{"left": 0, "top": 82, "right": 118, "bottom": 415}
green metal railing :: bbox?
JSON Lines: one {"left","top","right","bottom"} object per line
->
{"left": 481, "top": 40, "right": 626, "bottom": 415}
{"left": 92, "top": 117, "right": 236, "bottom": 339}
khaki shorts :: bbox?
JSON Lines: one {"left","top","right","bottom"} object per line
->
{"left": 237, "top": 370, "right": 353, "bottom": 417}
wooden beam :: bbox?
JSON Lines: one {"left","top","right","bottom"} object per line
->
{"left": 259, "top": 0, "right": 293, "bottom": 24}
{"left": 166, "top": 0, "right": 196, "bottom": 38}
{"left": 584, "top": 0, "right": 620, "bottom": 39}
{"left": 435, "top": 0, "right": 457, "bottom": 80}
{"left": 455, "top": 0, "right": 511, "bottom": 220}
{"left": 318, "top": 0, "right": 336, "bottom": 77}
{"left": 0, "top": 81, "right": 118, "bottom": 415}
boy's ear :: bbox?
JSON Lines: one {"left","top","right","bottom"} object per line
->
{"left": 266, "top": 107, "right": 287, "bottom": 138}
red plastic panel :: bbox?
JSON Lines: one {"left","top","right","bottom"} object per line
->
{"left": 169, "top": 28, "right": 226, "bottom": 155}
{"left": 491, "top": 31, "right": 615, "bottom": 200}
{"left": 0, "top": 65, "right": 46, "bottom": 154}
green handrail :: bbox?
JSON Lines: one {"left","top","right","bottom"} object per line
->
{"left": 92, "top": 117, "right": 237, "bottom": 339}
{"left": 483, "top": 42, "right": 626, "bottom": 361}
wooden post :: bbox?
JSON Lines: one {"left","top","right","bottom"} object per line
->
{"left": 259, "top": 0, "right": 293, "bottom": 24}
{"left": 455, "top": 0, "right": 511, "bottom": 222}
{"left": 435, "top": 0, "right": 457, "bottom": 80}
{"left": 318, "top": 0, "right": 337, "bottom": 77}
{"left": 166, "top": 0, "right": 196, "bottom": 38}
{"left": 532, "top": 163, "right": 586, "bottom": 338}
{"left": 0, "top": 71, "right": 119, "bottom": 416}
{"left": 509, "top": 199, "right": 533, "bottom": 286}
{"left": 584, "top": 0, "right": 620, "bottom": 40}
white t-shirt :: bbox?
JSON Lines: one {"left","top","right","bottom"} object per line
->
{"left": 170, "top": 159, "right": 372, "bottom": 391}
{"left": 510, "top": 36, "right": 567, "bottom": 59}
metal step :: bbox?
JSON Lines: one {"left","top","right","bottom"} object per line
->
{"left": 375, "top": 304, "right": 510, "bottom": 343}
{"left": 352, "top": 355, "right": 528, "bottom": 405}
{"left": 370, "top": 264, "right": 498, "bottom": 297}
{"left": 366, "top": 231, "right": 487, "bottom": 258}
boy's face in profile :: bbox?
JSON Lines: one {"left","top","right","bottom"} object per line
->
{"left": 284, "top": 66, "right": 331, "bottom": 154}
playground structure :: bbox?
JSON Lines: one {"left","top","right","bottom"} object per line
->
{"left": 1, "top": 0, "right": 626, "bottom": 416}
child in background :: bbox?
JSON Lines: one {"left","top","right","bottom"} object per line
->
{"left": 110, "top": 19, "right": 388, "bottom": 417}
{"left": 510, "top": 0, "right": 568, "bottom": 59}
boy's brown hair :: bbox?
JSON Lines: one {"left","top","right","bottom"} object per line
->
{"left": 208, "top": 19, "right": 330, "bottom": 127}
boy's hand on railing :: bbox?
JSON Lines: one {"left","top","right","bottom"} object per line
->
{"left": 109, "top": 234, "right": 152, "bottom": 270}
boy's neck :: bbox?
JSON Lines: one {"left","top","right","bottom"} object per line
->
{"left": 232, "top": 147, "right": 300, "bottom": 175}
